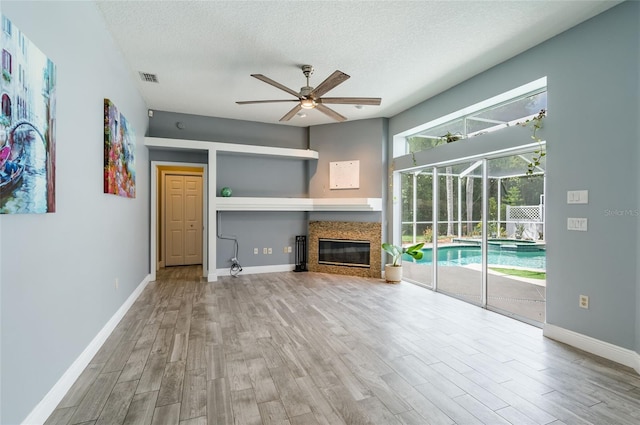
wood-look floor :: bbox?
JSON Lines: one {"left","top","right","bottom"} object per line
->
{"left": 46, "top": 266, "right": 640, "bottom": 425}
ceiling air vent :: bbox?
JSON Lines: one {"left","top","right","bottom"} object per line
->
{"left": 139, "top": 72, "right": 159, "bottom": 83}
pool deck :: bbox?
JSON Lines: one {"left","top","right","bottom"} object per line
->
{"left": 402, "top": 261, "right": 546, "bottom": 324}
{"left": 464, "top": 263, "right": 545, "bottom": 286}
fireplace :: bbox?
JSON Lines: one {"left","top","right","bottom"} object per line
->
{"left": 318, "top": 239, "right": 370, "bottom": 268}
{"left": 309, "top": 221, "right": 381, "bottom": 278}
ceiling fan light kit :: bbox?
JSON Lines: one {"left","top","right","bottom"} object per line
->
{"left": 300, "top": 98, "right": 317, "bottom": 109}
{"left": 236, "top": 65, "right": 381, "bottom": 122}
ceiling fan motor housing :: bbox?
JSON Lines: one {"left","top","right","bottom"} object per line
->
{"left": 301, "top": 65, "right": 314, "bottom": 78}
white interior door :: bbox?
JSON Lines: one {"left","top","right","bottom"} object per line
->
{"left": 183, "top": 175, "right": 203, "bottom": 265}
{"left": 165, "top": 175, "right": 185, "bottom": 266}
{"left": 165, "top": 174, "right": 204, "bottom": 266}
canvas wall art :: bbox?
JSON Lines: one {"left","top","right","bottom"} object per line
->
{"left": 104, "top": 98, "right": 135, "bottom": 198}
{"left": 0, "top": 15, "right": 56, "bottom": 214}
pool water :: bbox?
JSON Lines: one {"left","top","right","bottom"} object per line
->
{"left": 405, "top": 245, "right": 546, "bottom": 270}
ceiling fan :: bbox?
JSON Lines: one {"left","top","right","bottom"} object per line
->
{"left": 236, "top": 65, "right": 381, "bottom": 122}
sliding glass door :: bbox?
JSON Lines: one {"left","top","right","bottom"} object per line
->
{"left": 397, "top": 150, "right": 546, "bottom": 326}
{"left": 400, "top": 170, "right": 434, "bottom": 288}
{"left": 486, "top": 154, "right": 546, "bottom": 323}
{"left": 434, "top": 162, "right": 484, "bottom": 305}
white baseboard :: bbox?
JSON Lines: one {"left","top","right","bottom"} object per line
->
{"left": 215, "top": 264, "right": 295, "bottom": 278}
{"left": 544, "top": 323, "right": 640, "bottom": 374}
{"left": 22, "top": 274, "right": 153, "bottom": 425}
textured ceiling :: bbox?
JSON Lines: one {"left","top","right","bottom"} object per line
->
{"left": 96, "top": 0, "right": 619, "bottom": 127}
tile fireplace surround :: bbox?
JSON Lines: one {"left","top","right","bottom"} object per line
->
{"left": 308, "top": 221, "right": 382, "bottom": 278}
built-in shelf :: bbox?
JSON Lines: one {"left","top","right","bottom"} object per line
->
{"left": 147, "top": 136, "right": 380, "bottom": 281}
{"left": 145, "top": 137, "right": 319, "bottom": 160}
{"left": 216, "top": 197, "right": 382, "bottom": 212}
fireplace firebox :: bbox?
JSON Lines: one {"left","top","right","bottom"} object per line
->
{"left": 318, "top": 239, "right": 370, "bottom": 268}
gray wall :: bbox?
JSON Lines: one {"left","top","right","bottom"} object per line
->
{"left": 149, "top": 149, "right": 208, "bottom": 164}
{"left": 309, "top": 118, "right": 385, "bottom": 199}
{"left": 308, "top": 118, "right": 385, "bottom": 224}
{"left": 216, "top": 211, "right": 307, "bottom": 268}
{"left": 308, "top": 118, "right": 387, "bottom": 268}
{"left": 149, "top": 110, "right": 308, "bottom": 149}
{"left": 148, "top": 112, "right": 310, "bottom": 269}
{"left": 217, "top": 154, "right": 308, "bottom": 198}
{"left": 0, "top": 2, "right": 149, "bottom": 423}
{"left": 390, "top": 1, "right": 639, "bottom": 351}
{"left": 215, "top": 154, "right": 308, "bottom": 268}
{"left": 637, "top": 4, "right": 640, "bottom": 356}
{"left": 150, "top": 113, "right": 388, "bottom": 270}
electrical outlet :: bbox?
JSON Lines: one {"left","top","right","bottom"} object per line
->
{"left": 254, "top": 248, "right": 258, "bottom": 255}
{"left": 579, "top": 295, "right": 589, "bottom": 309}
{"left": 268, "top": 247, "right": 272, "bottom": 254}
{"left": 283, "top": 246, "right": 288, "bottom": 253}
{"left": 263, "top": 248, "right": 268, "bottom": 254}
{"left": 115, "top": 278, "right": 119, "bottom": 290}
{"left": 287, "top": 246, "right": 292, "bottom": 253}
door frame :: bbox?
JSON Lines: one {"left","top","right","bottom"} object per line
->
{"left": 150, "top": 161, "right": 208, "bottom": 281}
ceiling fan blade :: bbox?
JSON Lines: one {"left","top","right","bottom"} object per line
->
{"left": 315, "top": 103, "right": 347, "bottom": 122}
{"left": 251, "top": 74, "right": 302, "bottom": 99}
{"left": 236, "top": 100, "right": 299, "bottom": 105}
{"left": 318, "top": 97, "right": 382, "bottom": 106}
{"left": 279, "top": 104, "right": 303, "bottom": 122}
{"left": 310, "top": 70, "right": 350, "bottom": 98}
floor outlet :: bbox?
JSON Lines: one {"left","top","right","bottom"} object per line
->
{"left": 579, "top": 295, "right": 589, "bottom": 309}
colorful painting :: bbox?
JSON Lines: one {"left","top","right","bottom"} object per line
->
{"left": 0, "top": 15, "right": 56, "bottom": 214}
{"left": 104, "top": 99, "right": 135, "bottom": 198}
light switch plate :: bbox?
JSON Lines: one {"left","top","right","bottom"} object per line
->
{"left": 567, "top": 217, "right": 588, "bottom": 231}
{"left": 567, "top": 190, "right": 588, "bottom": 204}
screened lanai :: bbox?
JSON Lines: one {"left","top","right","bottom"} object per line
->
{"left": 399, "top": 150, "right": 547, "bottom": 325}
{"left": 392, "top": 81, "right": 549, "bottom": 325}
{"left": 401, "top": 151, "right": 546, "bottom": 246}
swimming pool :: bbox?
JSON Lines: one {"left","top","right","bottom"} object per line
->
{"left": 452, "top": 238, "right": 543, "bottom": 252}
{"left": 405, "top": 245, "right": 546, "bottom": 270}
